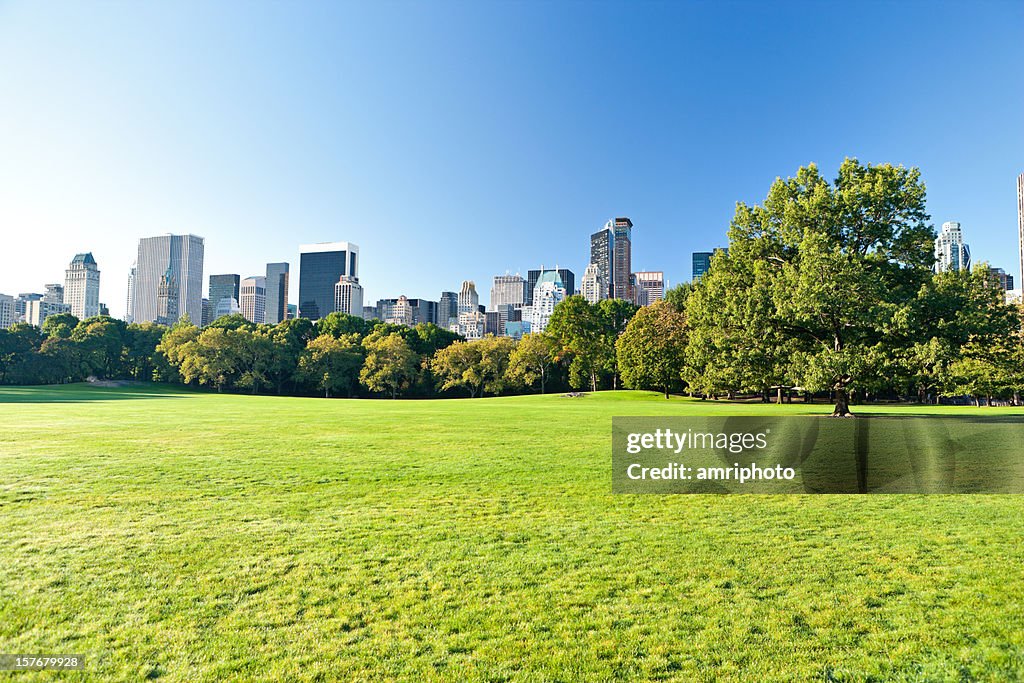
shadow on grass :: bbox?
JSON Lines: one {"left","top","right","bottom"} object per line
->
{"left": 0, "top": 383, "right": 189, "bottom": 403}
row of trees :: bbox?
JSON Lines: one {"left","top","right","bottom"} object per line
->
{"left": 4, "top": 159, "right": 1022, "bottom": 412}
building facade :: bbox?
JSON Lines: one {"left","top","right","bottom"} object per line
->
{"left": 26, "top": 299, "right": 70, "bottom": 327}
{"left": 987, "top": 267, "right": 1014, "bottom": 291}
{"left": 438, "top": 291, "right": 458, "bottom": 328}
{"left": 934, "top": 221, "right": 971, "bottom": 273}
{"left": 580, "top": 263, "right": 606, "bottom": 304}
{"left": 529, "top": 270, "right": 567, "bottom": 334}
{"left": 240, "top": 276, "right": 267, "bottom": 324}
{"left": 589, "top": 227, "right": 614, "bottom": 301}
{"left": 333, "top": 276, "right": 363, "bottom": 317}
{"left": 610, "top": 217, "right": 633, "bottom": 301}
{"left": 133, "top": 234, "right": 205, "bottom": 325}
{"left": 208, "top": 274, "right": 241, "bottom": 323}
{"left": 265, "top": 262, "right": 289, "bottom": 325}
{"left": 633, "top": 271, "right": 665, "bottom": 306}
{"left": 692, "top": 252, "right": 713, "bottom": 281}
{"left": 64, "top": 252, "right": 101, "bottom": 319}
{"left": 527, "top": 268, "right": 575, "bottom": 306}
{"left": 457, "top": 281, "right": 479, "bottom": 316}
{"left": 490, "top": 273, "right": 526, "bottom": 310}
{"left": 298, "top": 242, "right": 358, "bottom": 320}
{"left": 0, "top": 294, "right": 14, "bottom": 329}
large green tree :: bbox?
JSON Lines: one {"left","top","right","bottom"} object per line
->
{"left": 686, "top": 159, "right": 934, "bottom": 415}
{"left": 506, "top": 333, "right": 558, "bottom": 394}
{"left": 616, "top": 301, "right": 688, "bottom": 398}
{"left": 299, "top": 333, "right": 363, "bottom": 397}
{"left": 359, "top": 331, "right": 418, "bottom": 398}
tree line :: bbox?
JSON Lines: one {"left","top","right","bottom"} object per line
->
{"left": 3, "top": 159, "right": 1022, "bottom": 412}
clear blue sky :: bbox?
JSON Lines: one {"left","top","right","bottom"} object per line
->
{"left": 1, "top": 0, "right": 1021, "bottom": 317}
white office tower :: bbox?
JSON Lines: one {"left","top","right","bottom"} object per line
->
{"left": 0, "top": 294, "right": 14, "bottom": 329}
{"left": 457, "top": 280, "right": 479, "bottom": 315}
{"left": 215, "top": 297, "right": 240, "bottom": 318}
{"left": 126, "top": 263, "right": 136, "bottom": 323}
{"left": 132, "top": 234, "right": 205, "bottom": 324}
{"left": 240, "top": 276, "right": 267, "bottom": 324}
{"left": 530, "top": 270, "right": 567, "bottom": 333}
{"left": 64, "top": 252, "right": 101, "bottom": 319}
{"left": 333, "top": 276, "right": 363, "bottom": 317}
{"left": 580, "top": 263, "right": 607, "bottom": 304}
{"left": 633, "top": 271, "right": 665, "bottom": 306}
{"left": 490, "top": 273, "right": 526, "bottom": 309}
{"left": 934, "top": 221, "right": 971, "bottom": 273}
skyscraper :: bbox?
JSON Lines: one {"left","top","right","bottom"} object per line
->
{"left": 43, "top": 283, "right": 64, "bottom": 304}
{"left": 0, "top": 294, "right": 14, "bottom": 329}
{"left": 298, "top": 242, "right": 359, "bottom": 320}
{"left": 438, "top": 291, "right": 458, "bottom": 328}
{"left": 527, "top": 268, "right": 575, "bottom": 306}
{"left": 934, "top": 221, "right": 971, "bottom": 273}
{"left": 240, "top": 276, "right": 267, "bottom": 324}
{"left": 590, "top": 227, "right": 614, "bottom": 300}
{"left": 490, "top": 273, "right": 526, "bottom": 310}
{"left": 1018, "top": 172, "right": 1024, "bottom": 289}
{"left": 692, "top": 252, "right": 713, "bottom": 281}
{"left": 133, "top": 234, "right": 205, "bottom": 325}
{"left": 610, "top": 217, "right": 633, "bottom": 301}
{"left": 208, "top": 274, "right": 241, "bottom": 320}
{"left": 265, "top": 262, "right": 289, "bottom": 325}
{"left": 126, "top": 263, "right": 136, "bottom": 323}
{"left": 457, "top": 281, "right": 479, "bottom": 315}
{"left": 333, "top": 276, "right": 363, "bottom": 317}
{"left": 581, "top": 263, "right": 606, "bottom": 304}
{"left": 633, "top": 271, "right": 665, "bottom": 306}
{"left": 529, "top": 270, "right": 567, "bottom": 333}
{"left": 64, "top": 252, "right": 100, "bottom": 319}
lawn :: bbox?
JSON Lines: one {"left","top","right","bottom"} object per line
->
{"left": 1, "top": 385, "right": 1022, "bottom": 681}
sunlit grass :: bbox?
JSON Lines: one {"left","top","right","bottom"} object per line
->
{"left": 1, "top": 385, "right": 1022, "bottom": 681}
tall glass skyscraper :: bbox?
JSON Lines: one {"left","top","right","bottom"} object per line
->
{"left": 265, "top": 262, "right": 289, "bottom": 324}
{"left": 208, "top": 274, "right": 240, "bottom": 321}
{"left": 692, "top": 252, "right": 713, "bottom": 281}
{"left": 298, "top": 242, "right": 358, "bottom": 320}
{"left": 133, "top": 234, "right": 205, "bottom": 325}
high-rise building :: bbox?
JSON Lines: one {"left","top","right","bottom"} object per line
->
{"left": 453, "top": 310, "right": 486, "bottom": 339}
{"left": 42, "top": 284, "right": 64, "bottom": 304}
{"left": 126, "top": 263, "right": 136, "bottom": 323}
{"left": 457, "top": 281, "right": 479, "bottom": 316}
{"left": 201, "top": 298, "right": 212, "bottom": 327}
{"left": 240, "top": 276, "right": 267, "bottom": 324}
{"left": 208, "top": 274, "right": 241, "bottom": 321}
{"left": 581, "top": 263, "right": 606, "bottom": 304}
{"left": 14, "top": 293, "right": 42, "bottom": 323}
{"left": 438, "top": 291, "right": 458, "bottom": 328}
{"left": 490, "top": 273, "right": 526, "bottom": 310}
{"left": 298, "top": 242, "right": 359, "bottom": 320}
{"left": 590, "top": 227, "right": 614, "bottom": 300}
{"left": 25, "top": 299, "right": 70, "bottom": 327}
{"left": 64, "top": 252, "right": 100, "bottom": 319}
{"left": 934, "top": 221, "right": 971, "bottom": 273}
{"left": 611, "top": 217, "right": 633, "bottom": 301}
{"left": 529, "top": 270, "right": 567, "bottom": 333}
{"left": 634, "top": 271, "right": 665, "bottom": 306}
{"left": 692, "top": 252, "right": 714, "bottom": 281}
{"left": 526, "top": 268, "right": 575, "bottom": 306}
{"left": 1018, "top": 172, "right": 1024, "bottom": 289}
{"left": 986, "top": 267, "right": 1014, "bottom": 291}
{"left": 380, "top": 295, "right": 415, "bottom": 326}
{"left": 0, "top": 294, "right": 14, "bottom": 329}
{"left": 265, "top": 262, "right": 290, "bottom": 325}
{"left": 215, "top": 297, "right": 240, "bottom": 318}
{"left": 133, "top": 234, "right": 205, "bottom": 324}
{"left": 333, "top": 276, "right": 363, "bottom": 317}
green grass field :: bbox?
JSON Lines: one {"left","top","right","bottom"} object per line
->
{"left": 2, "top": 385, "right": 1023, "bottom": 682}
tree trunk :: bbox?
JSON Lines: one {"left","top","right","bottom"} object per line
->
{"left": 664, "top": 385, "right": 670, "bottom": 399}
{"left": 591, "top": 372, "right": 597, "bottom": 393}
{"left": 986, "top": 395, "right": 992, "bottom": 407}
{"left": 832, "top": 386, "right": 853, "bottom": 417}
{"left": 776, "top": 387, "right": 783, "bottom": 405}
{"left": 540, "top": 368, "right": 546, "bottom": 394}
{"left": 1015, "top": 390, "right": 1021, "bottom": 407}
{"left": 974, "top": 396, "right": 981, "bottom": 407}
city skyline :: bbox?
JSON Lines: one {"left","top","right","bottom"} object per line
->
{"left": 1, "top": 2, "right": 1022, "bottom": 317}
